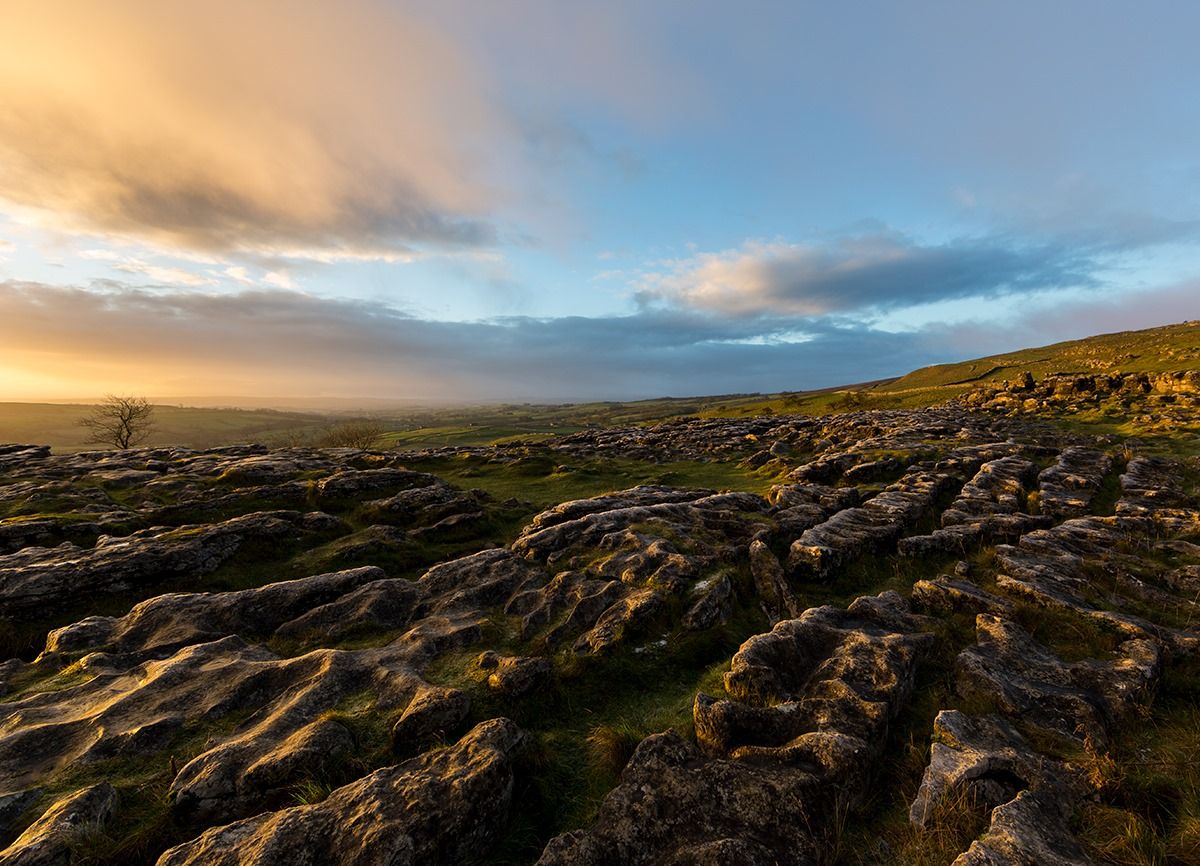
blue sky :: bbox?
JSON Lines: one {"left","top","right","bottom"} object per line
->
{"left": 0, "top": 1, "right": 1198, "bottom": 403}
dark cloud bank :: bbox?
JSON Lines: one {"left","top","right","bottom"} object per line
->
{"left": 3, "top": 277, "right": 1197, "bottom": 403}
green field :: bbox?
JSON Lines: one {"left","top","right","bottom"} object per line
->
{"left": 0, "top": 403, "right": 335, "bottom": 451}
{"left": 406, "top": 452, "right": 783, "bottom": 510}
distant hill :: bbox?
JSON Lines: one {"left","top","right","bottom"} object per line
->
{"left": 879, "top": 320, "right": 1200, "bottom": 393}
{"left": 671, "top": 320, "right": 1200, "bottom": 431}
{"left": 5, "top": 321, "right": 1199, "bottom": 451}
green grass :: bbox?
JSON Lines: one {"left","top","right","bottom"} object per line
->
{"left": 1089, "top": 456, "right": 1128, "bottom": 517}
{"left": 406, "top": 452, "right": 783, "bottom": 510}
{"left": 1007, "top": 600, "right": 1123, "bottom": 662}
{"left": 381, "top": 425, "right": 587, "bottom": 449}
{"left": 433, "top": 582, "right": 766, "bottom": 866}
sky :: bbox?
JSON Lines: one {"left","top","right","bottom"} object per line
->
{"left": 1, "top": 0, "right": 1199, "bottom": 405}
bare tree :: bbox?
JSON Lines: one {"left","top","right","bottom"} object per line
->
{"left": 79, "top": 395, "right": 157, "bottom": 449}
{"left": 315, "top": 420, "right": 386, "bottom": 449}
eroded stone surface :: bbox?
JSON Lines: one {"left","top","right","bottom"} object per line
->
{"left": 0, "top": 783, "right": 116, "bottom": 866}
{"left": 540, "top": 593, "right": 933, "bottom": 865}
{"left": 907, "top": 711, "right": 1094, "bottom": 865}
{"left": 42, "top": 566, "right": 387, "bottom": 658}
{"left": 0, "top": 511, "right": 329, "bottom": 615}
{"left": 1038, "top": 446, "right": 1113, "bottom": 519}
{"left": 956, "top": 614, "right": 1161, "bottom": 745}
{"left": 787, "top": 468, "right": 959, "bottom": 577}
{"left": 0, "top": 407, "right": 1196, "bottom": 866}
{"left": 156, "top": 719, "right": 525, "bottom": 866}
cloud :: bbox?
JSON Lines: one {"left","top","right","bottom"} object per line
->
{"left": 79, "top": 249, "right": 216, "bottom": 287}
{"left": 1, "top": 280, "right": 1194, "bottom": 404}
{"left": 223, "top": 267, "right": 255, "bottom": 287}
{"left": 0, "top": 280, "right": 920, "bottom": 401}
{"left": 0, "top": 0, "right": 518, "bottom": 259}
{"left": 636, "top": 231, "right": 1099, "bottom": 317}
{"left": 263, "top": 271, "right": 297, "bottom": 290}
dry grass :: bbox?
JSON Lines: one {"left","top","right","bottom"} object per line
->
{"left": 835, "top": 785, "right": 989, "bottom": 865}
{"left": 585, "top": 723, "right": 642, "bottom": 778}
{"left": 1079, "top": 805, "right": 1169, "bottom": 866}
{"left": 1076, "top": 680, "right": 1200, "bottom": 866}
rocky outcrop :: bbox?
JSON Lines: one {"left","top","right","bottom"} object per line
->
{"left": 899, "top": 457, "right": 1049, "bottom": 557}
{"left": 0, "top": 635, "right": 484, "bottom": 824}
{"left": 0, "top": 511, "right": 332, "bottom": 615}
{"left": 941, "top": 456, "right": 1038, "bottom": 524}
{"left": 0, "top": 783, "right": 116, "bottom": 866}
{"left": 911, "top": 711, "right": 1093, "bottom": 864}
{"left": 1118, "top": 456, "right": 1200, "bottom": 531}
{"left": 512, "top": 490, "right": 767, "bottom": 562}
{"left": 476, "top": 652, "right": 551, "bottom": 697}
{"left": 506, "top": 488, "right": 771, "bottom": 654}
{"left": 537, "top": 728, "right": 824, "bottom": 866}
{"left": 524, "top": 485, "right": 714, "bottom": 532}
{"left": 271, "top": 576, "right": 422, "bottom": 645}
{"left": 903, "top": 446, "right": 1200, "bottom": 865}
{"left": 911, "top": 575, "right": 1014, "bottom": 616}
{"left": 959, "top": 369, "right": 1200, "bottom": 427}
{"left": 1037, "top": 446, "right": 1113, "bottom": 519}
{"left": 0, "top": 410, "right": 1197, "bottom": 866}
{"left": 909, "top": 710, "right": 1074, "bottom": 827}
{"left": 41, "top": 566, "right": 387, "bottom": 658}
{"left": 955, "top": 615, "right": 1161, "bottom": 745}
{"left": 952, "top": 789, "right": 1094, "bottom": 866}
{"left": 748, "top": 539, "right": 801, "bottom": 622}
{"left": 994, "top": 513, "right": 1200, "bottom": 655}
{"left": 787, "top": 468, "right": 957, "bottom": 577}
{"left": 0, "top": 516, "right": 129, "bottom": 556}
{"left": 157, "top": 719, "right": 525, "bottom": 866}
{"left": 540, "top": 593, "right": 933, "bottom": 865}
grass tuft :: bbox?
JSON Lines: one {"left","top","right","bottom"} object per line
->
{"left": 585, "top": 723, "right": 642, "bottom": 779}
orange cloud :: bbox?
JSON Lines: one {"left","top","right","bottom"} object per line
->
{"left": 0, "top": 0, "right": 517, "bottom": 258}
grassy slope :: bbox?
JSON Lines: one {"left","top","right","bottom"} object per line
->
{"left": 882, "top": 320, "right": 1200, "bottom": 391}
{"left": 699, "top": 321, "right": 1200, "bottom": 420}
